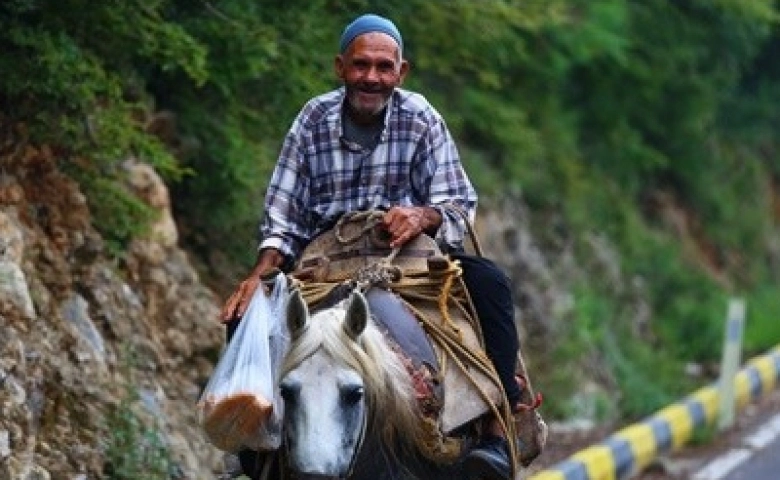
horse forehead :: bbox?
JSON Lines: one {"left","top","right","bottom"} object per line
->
{"left": 310, "top": 305, "right": 347, "bottom": 325}
{"left": 290, "top": 351, "right": 363, "bottom": 387}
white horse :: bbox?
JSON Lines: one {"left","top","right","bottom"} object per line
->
{"left": 277, "top": 288, "right": 473, "bottom": 480}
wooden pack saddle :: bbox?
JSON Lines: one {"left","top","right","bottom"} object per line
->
{"left": 291, "top": 211, "right": 505, "bottom": 434}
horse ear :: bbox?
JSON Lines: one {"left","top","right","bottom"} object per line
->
{"left": 286, "top": 288, "right": 309, "bottom": 337}
{"left": 344, "top": 290, "right": 369, "bottom": 339}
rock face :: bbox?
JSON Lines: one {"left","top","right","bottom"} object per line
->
{"left": 0, "top": 141, "right": 224, "bottom": 478}
{"left": 476, "top": 197, "right": 653, "bottom": 425}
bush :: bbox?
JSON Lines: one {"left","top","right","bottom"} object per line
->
{"left": 103, "top": 347, "right": 172, "bottom": 479}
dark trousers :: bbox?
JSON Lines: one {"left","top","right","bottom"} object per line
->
{"left": 453, "top": 253, "right": 521, "bottom": 406}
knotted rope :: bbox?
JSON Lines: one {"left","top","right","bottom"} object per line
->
{"left": 291, "top": 210, "right": 520, "bottom": 473}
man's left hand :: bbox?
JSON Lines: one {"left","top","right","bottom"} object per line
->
{"left": 382, "top": 206, "right": 441, "bottom": 248}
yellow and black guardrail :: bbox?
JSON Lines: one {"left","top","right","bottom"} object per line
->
{"left": 528, "top": 344, "right": 780, "bottom": 480}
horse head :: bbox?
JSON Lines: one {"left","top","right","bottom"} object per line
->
{"left": 279, "top": 288, "right": 425, "bottom": 479}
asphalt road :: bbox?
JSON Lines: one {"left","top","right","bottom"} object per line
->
{"left": 722, "top": 431, "right": 780, "bottom": 480}
{"left": 637, "top": 389, "right": 780, "bottom": 480}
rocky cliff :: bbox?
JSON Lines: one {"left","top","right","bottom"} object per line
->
{"left": 0, "top": 134, "right": 225, "bottom": 478}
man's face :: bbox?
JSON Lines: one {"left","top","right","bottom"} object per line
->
{"left": 335, "top": 32, "right": 408, "bottom": 123}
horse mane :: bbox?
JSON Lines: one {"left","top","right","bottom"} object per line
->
{"left": 280, "top": 298, "right": 428, "bottom": 456}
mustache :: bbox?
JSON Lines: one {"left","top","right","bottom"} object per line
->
{"left": 355, "top": 84, "right": 385, "bottom": 93}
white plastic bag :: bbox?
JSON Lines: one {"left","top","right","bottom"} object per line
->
{"left": 255, "top": 273, "right": 289, "bottom": 450}
{"left": 198, "top": 273, "right": 290, "bottom": 452}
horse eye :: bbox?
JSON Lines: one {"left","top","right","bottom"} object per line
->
{"left": 280, "top": 383, "right": 299, "bottom": 404}
{"left": 341, "top": 385, "right": 364, "bottom": 406}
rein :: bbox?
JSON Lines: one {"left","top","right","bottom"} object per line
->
{"left": 345, "top": 401, "right": 368, "bottom": 479}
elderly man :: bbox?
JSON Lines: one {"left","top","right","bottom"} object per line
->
{"left": 221, "top": 13, "right": 522, "bottom": 480}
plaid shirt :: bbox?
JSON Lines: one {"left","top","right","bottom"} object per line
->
{"left": 259, "top": 87, "right": 477, "bottom": 261}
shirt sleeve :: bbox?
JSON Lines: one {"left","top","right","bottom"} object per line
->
{"left": 413, "top": 112, "right": 478, "bottom": 253}
{"left": 258, "top": 117, "right": 313, "bottom": 261}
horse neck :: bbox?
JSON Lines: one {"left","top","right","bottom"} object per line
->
{"left": 348, "top": 434, "right": 463, "bottom": 480}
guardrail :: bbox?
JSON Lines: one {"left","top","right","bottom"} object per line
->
{"left": 528, "top": 344, "right": 780, "bottom": 480}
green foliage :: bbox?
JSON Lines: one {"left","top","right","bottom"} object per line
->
{"left": 601, "top": 330, "right": 682, "bottom": 420}
{"left": 75, "top": 174, "right": 158, "bottom": 256}
{"left": 103, "top": 347, "right": 172, "bottom": 479}
{"left": 104, "top": 396, "right": 172, "bottom": 480}
{"left": 689, "top": 422, "right": 718, "bottom": 446}
{"left": 149, "top": 0, "right": 351, "bottom": 268}
{"left": 743, "top": 285, "right": 780, "bottom": 354}
{"left": 563, "top": 251, "right": 692, "bottom": 420}
{"left": 634, "top": 239, "right": 726, "bottom": 362}
{"left": 1, "top": 0, "right": 779, "bottom": 425}
{"left": 0, "top": 0, "right": 204, "bottom": 252}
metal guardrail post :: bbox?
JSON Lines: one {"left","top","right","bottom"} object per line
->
{"left": 718, "top": 298, "right": 746, "bottom": 431}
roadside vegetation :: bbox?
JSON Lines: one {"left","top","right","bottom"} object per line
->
{"left": 1, "top": 0, "right": 778, "bottom": 424}
{"left": 103, "top": 347, "right": 172, "bottom": 479}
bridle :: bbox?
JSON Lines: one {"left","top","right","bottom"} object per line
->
{"left": 280, "top": 359, "right": 370, "bottom": 480}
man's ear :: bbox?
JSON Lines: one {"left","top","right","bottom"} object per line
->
{"left": 398, "top": 59, "right": 410, "bottom": 84}
{"left": 335, "top": 54, "right": 346, "bottom": 81}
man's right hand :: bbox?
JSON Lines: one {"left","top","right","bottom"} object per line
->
{"left": 218, "top": 248, "right": 285, "bottom": 323}
{"left": 219, "top": 276, "right": 263, "bottom": 323}
{"left": 382, "top": 206, "right": 442, "bottom": 248}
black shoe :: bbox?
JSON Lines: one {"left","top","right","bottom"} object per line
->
{"left": 464, "top": 435, "right": 512, "bottom": 480}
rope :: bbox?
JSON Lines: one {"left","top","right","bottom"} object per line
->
{"left": 389, "top": 263, "right": 521, "bottom": 474}
{"left": 429, "top": 205, "right": 524, "bottom": 473}
{"left": 334, "top": 210, "right": 385, "bottom": 245}
{"left": 442, "top": 203, "right": 484, "bottom": 257}
{"left": 291, "top": 277, "right": 342, "bottom": 308}
{"left": 290, "top": 210, "right": 521, "bottom": 476}
{"left": 353, "top": 247, "right": 402, "bottom": 292}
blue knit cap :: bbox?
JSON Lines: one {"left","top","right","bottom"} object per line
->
{"left": 339, "top": 14, "right": 403, "bottom": 53}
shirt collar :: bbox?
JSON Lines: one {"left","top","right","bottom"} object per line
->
{"left": 330, "top": 87, "right": 398, "bottom": 146}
